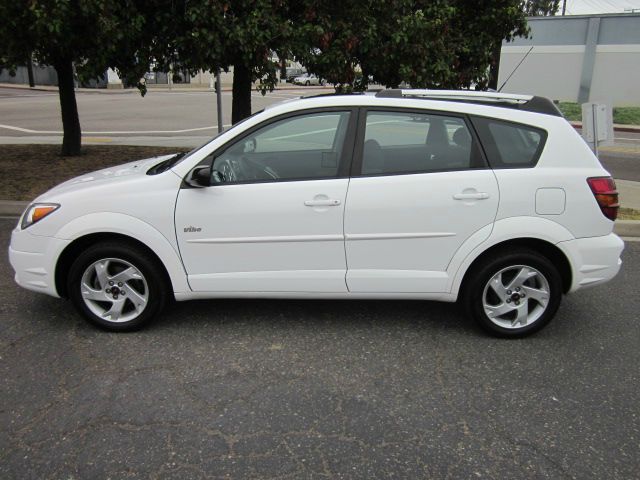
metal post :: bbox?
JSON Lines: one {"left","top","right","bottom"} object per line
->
{"left": 562, "top": 0, "right": 567, "bottom": 15}
{"left": 216, "top": 69, "right": 223, "bottom": 133}
{"left": 577, "top": 17, "right": 600, "bottom": 104}
{"left": 592, "top": 103, "right": 599, "bottom": 157}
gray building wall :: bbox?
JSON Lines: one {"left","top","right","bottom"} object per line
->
{"left": 499, "top": 13, "right": 640, "bottom": 106}
{"left": 0, "top": 65, "right": 108, "bottom": 88}
{"left": 0, "top": 64, "right": 58, "bottom": 86}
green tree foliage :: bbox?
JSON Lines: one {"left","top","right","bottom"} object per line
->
{"left": 164, "top": 1, "right": 530, "bottom": 120}
{"left": 1, "top": 0, "right": 533, "bottom": 143}
{"left": 154, "top": 0, "right": 293, "bottom": 123}
{"left": 291, "top": 0, "right": 529, "bottom": 92}
{"left": 0, "top": 1, "right": 153, "bottom": 155}
{"left": 524, "top": 0, "right": 560, "bottom": 16}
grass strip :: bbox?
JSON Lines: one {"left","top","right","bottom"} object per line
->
{"left": 557, "top": 102, "right": 640, "bottom": 125}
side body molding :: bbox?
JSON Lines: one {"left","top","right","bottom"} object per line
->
{"left": 447, "top": 216, "right": 575, "bottom": 297}
{"left": 53, "top": 212, "right": 191, "bottom": 294}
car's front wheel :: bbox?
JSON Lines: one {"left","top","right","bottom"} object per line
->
{"left": 67, "top": 241, "right": 169, "bottom": 331}
{"left": 463, "top": 249, "right": 562, "bottom": 337}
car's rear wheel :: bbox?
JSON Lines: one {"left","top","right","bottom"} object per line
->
{"left": 305, "top": 80, "right": 310, "bottom": 86}
{"left": 463, "top": 249, "right": 562, "bottom": 337}
{"left": 67, "top": 242, "right": 168, "bottom": 331}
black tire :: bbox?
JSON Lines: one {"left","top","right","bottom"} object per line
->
{"left": 305, "top": 80, "right": 310, "bottom": 86}
{"left": 67, "top": 241, "right": 169, "bottom": 331}
{"left": 462, "top": 248, "right": 562, "bottom": 338}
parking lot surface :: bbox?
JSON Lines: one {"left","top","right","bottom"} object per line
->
{"left": 0, "top": 87, "right": 322, "bottom": 137}
{"left": 1, "top": 218, "right": 639, "bottom": 479}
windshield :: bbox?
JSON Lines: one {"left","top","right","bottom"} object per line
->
{"left": 167, "top": 109, "right": 265, "bottom": 168}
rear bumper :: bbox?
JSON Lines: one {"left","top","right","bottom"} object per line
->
{"left": 558, "top": 233, "right": 624, "bottom": 293}
{"left": 8, "top": 227, "right": 69, "bottom": 298}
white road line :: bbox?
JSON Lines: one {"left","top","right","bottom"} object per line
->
{"left": 145, "top": 91, "right": 233, "bottom": 96}
{"left": 251, "top": 93, "right": 301, "bottom": 99}
{"left": 0, "top": 93, "right": 57, "bottom": 98}
{"left": 145, "top": 91, "right": 307, "bottom": 99}
{"left": 0, "top": 123, "right": 231, "bottom": 135}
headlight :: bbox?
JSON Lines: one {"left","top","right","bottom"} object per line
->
{"left": 21, "top": 203, "right": 60, "bottom": 230}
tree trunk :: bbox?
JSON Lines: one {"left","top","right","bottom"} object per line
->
{"left": 232, "top": 62, "right": 252, "bottom": 124}
{"left": 26, "top": 56, "right": 35, "bottom": 88}
{"left": 280, "top": 57, "right": 287, "bottom": 82}
{"left": 55, "top": 58, "right": 81, "bottom": 156}
{"left": 488, "top": 42, "right": 502, "bottom": 91}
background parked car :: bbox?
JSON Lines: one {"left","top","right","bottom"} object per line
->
{"left": 285, "top": 67, "right": 305, "bottom": 83}
{"left": 293, "top": 73, "right": 325, "bottom": 86}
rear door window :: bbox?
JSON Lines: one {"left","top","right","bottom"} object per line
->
{"left": 471, "top": 117, "right": 547, "bottom": 168}
{"left": 359, "top": 110, "right": 485, "bottom": 176}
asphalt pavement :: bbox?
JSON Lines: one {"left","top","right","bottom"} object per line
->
{"left": 1, "top": 218, "right": 639, "bottom": 479}
{"left": 600, "top": 152, "right": 640, "bottom": 183}
{"left": 0, "top": 86, "right": 322, "bottom": 136}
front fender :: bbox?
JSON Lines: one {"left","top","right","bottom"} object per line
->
{"left": 54, "top": 212, "right": 190, "bottom": 294}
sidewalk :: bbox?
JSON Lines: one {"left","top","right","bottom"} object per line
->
{"left": 618, "top": 180, "right": 640, "bottom": 210}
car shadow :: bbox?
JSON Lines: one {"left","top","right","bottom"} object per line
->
{"left": 155, "top": 297, "right": 479, "bottom": 335}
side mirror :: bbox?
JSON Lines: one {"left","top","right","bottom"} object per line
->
{"left": 185, "top": 165, "right": 211, "bottom": 188}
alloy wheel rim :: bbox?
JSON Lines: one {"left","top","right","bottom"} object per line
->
{"left": 482, "top": 265, "right": 551, "bottom": 329}
{"left": 80, "top": 258, "right": 149, "bottom": 323}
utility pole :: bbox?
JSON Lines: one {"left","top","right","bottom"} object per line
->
{"left": 216, "top": 69, "right": 223, "bottom": 133}
{"left": 562, "top": 0, "right": 567, "bottom": 15}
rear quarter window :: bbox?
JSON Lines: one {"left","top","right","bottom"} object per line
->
{"left": 471, "top": 116, "right": 547, "bottom": 169}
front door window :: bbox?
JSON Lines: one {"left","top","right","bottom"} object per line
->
{"left": 209, "top": 111, "right": 351, "bottom": 184}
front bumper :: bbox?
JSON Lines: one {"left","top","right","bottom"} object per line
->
{"left": 558, "top": 233, "right": 624, "bottom": 293}
{"left": 9, "top": 225, "right": 70, "bottom": 298}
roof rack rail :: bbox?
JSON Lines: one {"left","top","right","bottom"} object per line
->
{"left": 375, "top": 89, "right": 562, "bottom": 117}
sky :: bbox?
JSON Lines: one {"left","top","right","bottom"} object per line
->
{"left": 561, "top": 0, "right": 640, "bottom": 14}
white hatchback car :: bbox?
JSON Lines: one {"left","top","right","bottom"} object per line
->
{"left": 9, "top": 90, "right": 624, "bottom": 336}
{"left": 293, "top": 73, "right": 324, "bottom": 86}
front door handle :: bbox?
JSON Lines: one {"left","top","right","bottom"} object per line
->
{"left": 304, "top": 199, "right": 341, "bottom": 207}
{"left": 453, "top": 192, "right": 490, "bottom": 200}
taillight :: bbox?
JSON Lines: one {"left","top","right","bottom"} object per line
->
{"left": 587, "top": 176, "right": 619, "bottom": 221}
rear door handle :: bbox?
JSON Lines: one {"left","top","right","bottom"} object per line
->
{"left": 453, "top": 192, "right": 490, "bottom": 200}
{"left": 304, "top": 199, "right": 341, "bottom": 207}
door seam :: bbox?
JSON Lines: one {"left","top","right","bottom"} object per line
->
{"left": 342, "top": 177, "right": 351, "bottom": 292}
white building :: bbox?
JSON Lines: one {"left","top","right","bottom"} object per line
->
{"left": 498, "top": 13, "right": 640, "bottom": 106}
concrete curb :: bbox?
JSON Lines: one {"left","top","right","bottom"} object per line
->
{"left": 613, "top": 220, "right": 640, "bottom": 238}
{"left": 0, "top": 200, "right": 638, "bottom": 237}
{"left": 0, "top": 201, "right": 28, "bottom": 216}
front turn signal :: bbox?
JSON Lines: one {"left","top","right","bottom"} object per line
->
{"left": 21, "top": 203, "right": 60, "bottom": 230}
